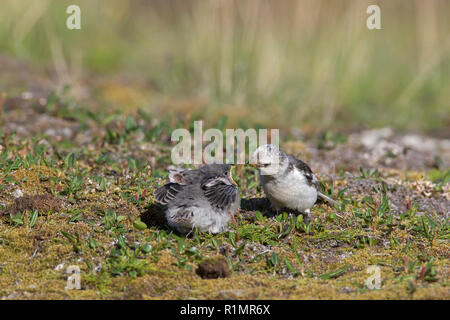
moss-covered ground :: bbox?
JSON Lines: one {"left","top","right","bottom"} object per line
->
{"left": 0, "top": 57, "right": 448, "bottom": 300}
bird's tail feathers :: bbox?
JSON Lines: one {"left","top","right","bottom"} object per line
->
{"left": 318, "top": 192, "right": 338, "bottom": 207}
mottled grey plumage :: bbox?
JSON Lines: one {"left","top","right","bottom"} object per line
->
{"left": 153, "top": 164, "right": 240, "bottom": 234}
{"left": 251, "top": 144, "right": 337, "bottom": 218}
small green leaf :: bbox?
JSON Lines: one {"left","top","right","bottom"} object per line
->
{"left": 125, "top": 116, "right": 138, "bottom": 133}
{"left": 133, "top": 219, "right": 147, "bottom": 230}
{"left": 235, "top": 241, "right": 247, "bottom": 256}
{"left": 270, "top": 252, "right": 280, "bottom": 267}
{"left": 64, "top": 152, "right": 76, "bottom": 168}
{"left": 319, "top": 265, "right": 350, "bottom": 280}
{"left": 255, "top": 211, "right": 264, "bottom": 221}
{"left": 284, "top": 258, "right": 299, "bottom": 274}
{"left": 29, "top": 210, "right": 39, "bottom": 228}
{"left": 117, "top": 235, "right": 127, "bottom": 248}
{"left": 88, "top": 237, "right": 97, "bottom": 249}
{"left": 11, "top": 217, "right": 24, "bottom": 225}
{"left": 228, "top": 232, "right": 237, "bottom": 248}
{"left": 129, "top": 270, "right": 137, "bottom": 278}
{"left": 211, "top": 238, "right": 219, "bottom": 249}
{"left": 60, "top": 231, "right": 76, "bottom": 242}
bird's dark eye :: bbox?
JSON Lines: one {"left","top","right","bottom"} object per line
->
{"left": 224, "top": 171, "right": 228, "bottom": 176}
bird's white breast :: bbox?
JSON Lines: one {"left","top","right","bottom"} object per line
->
{"left": 260, "top": 169, "right": 317, "bottom": 212}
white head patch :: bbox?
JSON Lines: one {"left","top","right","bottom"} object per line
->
{"left": 251, "top": 144, "right": 285, "bottom": 176}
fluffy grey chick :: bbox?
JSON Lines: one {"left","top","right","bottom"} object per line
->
{"left": 153, "top": 164, "right": 240, "bottom": 234}
{"left": 250, "top": 144, "right": 337, "bottom": 218}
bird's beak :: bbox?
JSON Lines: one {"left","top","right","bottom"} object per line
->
{"left": 230, "top": 166, "right": 238, "bottom": 186}
{"left": 245, "top": 158, "right": 259, "bottom": 167}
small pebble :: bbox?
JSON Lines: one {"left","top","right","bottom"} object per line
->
{"left": 12, "top": 189, "right": 23, "bottom": 199}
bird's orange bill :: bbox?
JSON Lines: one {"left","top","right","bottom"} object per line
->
{"left": 230, "top": 166, "right": 238, "bottom": 186}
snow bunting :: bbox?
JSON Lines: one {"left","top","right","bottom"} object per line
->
{"left": 154, "top": 164, "right": 240, "bottom": 234}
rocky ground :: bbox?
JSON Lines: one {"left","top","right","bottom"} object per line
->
{"left": 0, "top": 55, "right": 448, "bottom": 299}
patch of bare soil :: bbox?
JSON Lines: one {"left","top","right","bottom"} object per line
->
{"left": 343, "top": 175, "right": 449, "bottom": 218}
{"left": 4, "top": 194, "right": 62, "bottom": 215}
{"left": 308, "top": 128, "right": 450, "bottom": 174}
{"left": 196, "top": 256, "right": 231, "bottom": 279}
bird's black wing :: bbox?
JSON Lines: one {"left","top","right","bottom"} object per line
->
{"left": 287, "top": 155, "right": 320, "bottom": 189}
{"left": 153, "top": 183, "right": 184, "bottom": 205}
{"left": 154, "top": 167, "right": 197, "bottom": 205}
{"left": 201, "top": 177, "right": 238, "bottom": 209}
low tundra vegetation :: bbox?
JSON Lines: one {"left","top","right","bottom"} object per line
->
{"left": 0, "top": 90, "right": 448, "bottom": 299}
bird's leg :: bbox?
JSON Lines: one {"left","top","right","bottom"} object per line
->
{"left": 185, "top": 228, "right": 194, "bottom": 238}
{"left": 269, "top": 207, "right": 280, "bottom": 223}
{"left": 228, "top": 210, "right": 240, "bottom": 242}
{"left": 228, "top": 211, "right": 238, "bottom": 229}
{"left": 303, "top": 209, "right": 311, "bottom": 225}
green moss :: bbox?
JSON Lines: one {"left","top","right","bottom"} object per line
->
{"left": 0, "top": 110, "right": 448, "bottom": 300}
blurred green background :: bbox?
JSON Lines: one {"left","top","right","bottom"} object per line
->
{"left": 0, "top": 0, "right": 449, "bottom": 135}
